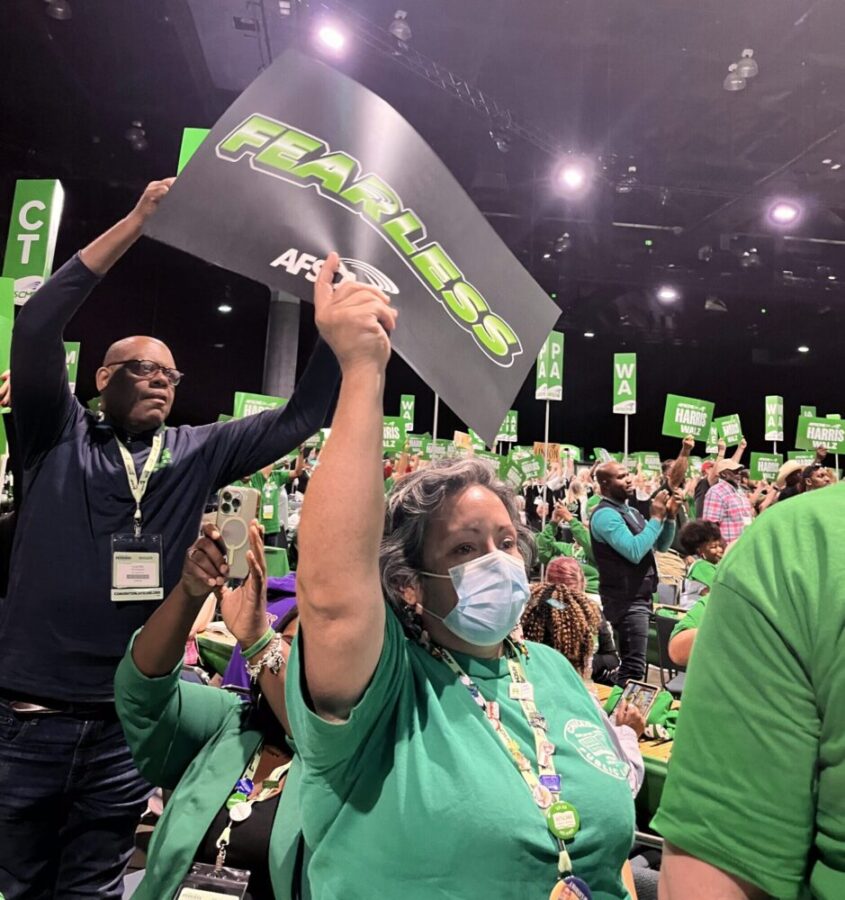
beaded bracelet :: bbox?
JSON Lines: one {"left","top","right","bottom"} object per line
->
{"left": 245, "top": 635, "right": 285, "bottom": 682}
{"left": 242, "top": 627, "right": 275, "bottom": 661}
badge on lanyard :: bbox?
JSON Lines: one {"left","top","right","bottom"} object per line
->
{"left": 111, "top": 432, "right": 165, "bottom": 602}
{"left": 175, "top": 862, "right": 250, "bottom": 900}
{"left": 549, "top": 875, "right": 593, "bottom": 900}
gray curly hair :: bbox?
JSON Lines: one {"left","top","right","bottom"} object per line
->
{"left": 379, "top": 458, "right": 537, "bottom": 628}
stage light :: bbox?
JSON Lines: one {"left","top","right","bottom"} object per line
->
{"left": 316, "top": 23, "right": 346, "bottom": 51}
{"left": 218, "top": 304, "right": 233, "bottom": 314}
{"left": 554, "top": 232, "right": 573, "bottom": 254}
{"left": 542, "top": 252, "right": 551, "bottom": 259}
{"left": 388, "top": 10, "right": 411, "bottom": 43}
{"left": 736, "top": 49, "right": 758, "bottom": 79}
{"left": 489, "top": 129, "right": 510, "bottom": 154}
{"left": 554, "top": 158, "right": 592, "bottom": 194}
{"left": 768, "top": 200, "right": 802, "bottom": 226}
{"left": 125, "top": 121, "right": 148, "bottom": 152}
{"left": 797, "top": 345, "right": 810, "bottom": 353}
{"left": 832, "top": 163, "right": 842, "bottom": 171}
{"left": 583, "top": 331, "right": 595, "bottom": 338}
{"left": 723, "top": 64, "right": 746, "bottom": 92}
{"left": 822, "top": 158, "right": 833, "bottom": 165}
{"left": 656, "top": 285, "right": 680, "bottom": 303}
{"left": 45, "top": 0, "right": 72, "bottom": 20}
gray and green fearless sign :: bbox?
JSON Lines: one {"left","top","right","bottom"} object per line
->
{"left": 399, "top": 394, "right": 415, "bottom": 431}
{"left": 714, "top": 414, "right": 743, "bottom": 447}
{"left": 233, "top": 391, "right": 287, "bottom": 418}
{"left": 661, "top": 394, "right": 715, "bottom": 441}
{"left": 749, "top": 452, "right": 782, "bottom": 481}
{"left": 612, "top": 353, "right": 636, "bottom": 415}
{"left": 535, "top": 331, "right": 564, "bottom": 401}
{"left": 2, "top": 179, "right": 64, "bottom": 306}
{"left": 795, "top": 416, "right": 845, "bottom": 454}
{"left": 382, "top": 416, "right": 406, "bottom": 454}
{"left": 764, "top": 396, "right": 784, "bottom": 442}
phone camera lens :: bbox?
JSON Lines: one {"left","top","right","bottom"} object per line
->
{"left": 232, "top": 498, "right": 241, "bottom": 510}
{"left": 222, "top": 491, "right": 232, "bottom": 502}
{"left": 221, "top": 502, "right": 232, "bottom": 515}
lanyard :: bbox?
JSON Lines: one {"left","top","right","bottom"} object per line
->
{"left": 215, "top": 744, "right": 291, "bottom": 870}
{"left": 432, "top": 642, "right": 576, "bottom": 880}
{"left": 115, "top": 432, "right": 164, "bottom": 537}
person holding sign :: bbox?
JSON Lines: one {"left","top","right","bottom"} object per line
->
{"left": 589, "top": 463, "right": 680, "bottom": 686}
{"left": 288, "top": 254, "right": 636, "bottom": 899}
{"left": 0, "top": 180, "right": 339, "bottom": 898}
{"left": 702, "top": 459, "right": 754, "bottom": 544}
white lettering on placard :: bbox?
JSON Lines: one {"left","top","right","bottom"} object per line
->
{"left": 807, "top": 425, "right": 844, "bottom": 444}
{"left": 675, "top": 406, "right": 707, "bottom": 427}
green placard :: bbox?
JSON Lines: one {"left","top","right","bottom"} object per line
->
{"left": 749, "top": 452, "right": 782, "bottom": 481}
{"left": 826, "top": 413, "right": 842, "bottom": 420}
{"left": 787, "top": 451, "right": 816, "bottom": 467}
{"left": 406, "top": 432, "right": 429, "bottom": 456}
{"left": 705, "top": 423, "right": 719, "bottom": 455}
{"left": 535, "top": 331, "right": 564, "bottom": 401}
{"left": 469, "top": 428, "right": 486, "bottom": 451}
{"left": 496, "top": 409, "right": 518, "bottom": 444}
{"left": 637, "top": 451, "right": 662, "bottom": 472}
{"left": 217, "top": 413, "right": 233, "bottom": 423}
{"left": 800, "top": 405, "right": 816, "bottom": 418}
{"left": 382, "top": 416, "right": 406, "bottom": 454}
{"left": 559, "top": 444, "right": 581, "bottom": 461}
{"left": 714, "top": 414, "right": 743, "bottom": 447}
{"left": 399, "top": 393, "right": 415, "bottom": 431}
{"left": 233, "top": 391, "right": 287, "bottom": 418}
{"left": 593, "top": 447, "right": 613, "bottom": 463}
{"left": 177, "top": 127, "right": 211, "bottom": 174}
{"left": 64, "top": 341, "right": 80, "bottom": 394}
{"left": 661, "top": 394, "right": 715, "bottom": 441}
{"left": 2, "top": 179, "right": 65, "bottom": 306}
{"left": 795, "top": 416, "right": 845, "bottom": 453}
{"left": 764, "top": 395, "right": 784, "bottom": 442}
{"left": 612, "top": 352, "right": 637, "bottom": 415}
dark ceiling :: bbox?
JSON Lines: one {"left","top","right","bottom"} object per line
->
{"left": 1, "top": 0, "right": 843, "bottom": 451}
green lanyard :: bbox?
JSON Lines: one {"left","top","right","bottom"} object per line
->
{"left": 431, "top": 642, "right": 579, "bottom": 880}
{"left": 115, "top": 432, "right": 164, "bottom": 537}
{"left": 215, "top": 744, "right": 292, "bottom": 870}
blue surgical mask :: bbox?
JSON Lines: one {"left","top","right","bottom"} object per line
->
{"left": 420, "top": 549, "right": 530, "bottom": 646}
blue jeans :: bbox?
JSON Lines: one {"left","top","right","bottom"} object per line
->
{"left": 0, "top": 700, "right": 151, "bottom": 899}
{"left": 602, "top": 595, "right": 652, "bottom": 686}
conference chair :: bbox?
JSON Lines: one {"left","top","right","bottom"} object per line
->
{"left": 654, "top": 612, "right": 686, "bottom": 698}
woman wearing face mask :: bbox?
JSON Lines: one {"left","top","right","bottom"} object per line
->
{"left": 286, "top": 255, "right": 636, "bottom": 900}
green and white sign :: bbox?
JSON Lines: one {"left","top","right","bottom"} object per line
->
{"left": 593, "top": 447, "right": 613, "bottom": 463}
{"left": 496, "top": 409, "right": 518, "bottom": 444}
{"left": 612, "top": 352, "right": 637, "bottom": 415}
{"left": 800, "top": 405, "right": 816, "bottom": 418}
{"left": 399, "top": 393, "right": 415, "bottom": 431}
{"left": 787, "top": 451, "right": 816, "bottom": 466}
{"left": 0, "top": 278, "right": 12, "bottom": 377}
{"left": 827, "top": 413, "right": 842, "bottom": 420}
{"left": 217, "top": 413, "right": 233, "bottom": 423}
{"left": 64, "top": 341, "right": 81, "bottom": 394}
{"left": 559, "top": 444, "right": 581, "bottom": 460}
{"left": 749, "top": 452, "right": 782, "bottom": 481}
{"left": 705, "top": 423, "right": 719, "bottom": 455}
{"left": 469, "top": 427, "right": 486, "bottom": 451}
{"left": 2, "top": 179, "right": 65, "bottom": 306}
{"left": 406, "top": 432, "right": 429, "bottom": 456}
{"left": 233, "top": 391, "right": 287, "bottom": 418}
{"left": 382, "top": 416, "right": 406, "bottom": 454}
{"left": 638, "top": 451, "right": 662, "bottom": 472}
{"left": 714, "top": 414, "right": 743, "bottom": 447}
{"left": 177, "top": 127, "right": 211, "bottom": 175}
{"left": 535, "top": 331, "right": 564, "bottom": 401}
{"left": 764, "top": 395, "right": 784, "bottom": 442}
{"left": 795, "top": 416, "right": 845, "bottom": 454}
{"left": 661, "top": 394, "right": 715, "bottom": 441}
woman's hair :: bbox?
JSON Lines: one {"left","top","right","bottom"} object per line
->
{"left": 678, "top": 519, "right": 723, "bottom": 556}
{"left": 380, "top": 458, "right": 537, "bottom": 634}
{"left": 520, "top": 582, "right": 601, "bottom": 675}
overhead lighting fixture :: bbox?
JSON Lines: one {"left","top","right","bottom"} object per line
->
{"left": 388, "top": 9, "right": 411, "bottom": 43}
{"left": 705, "top": 295, "right": 728, "bottom": 313}
{"left": 316, "top": 23, "right": 347, "bottom": 52}
{"left": 217, "top": 304, "right": 233, "bottom": 314}
{"left": 124, "top": 120, "right": 148, "bottom": 152}
{"left": 44, "top": 0, "right": 72, "bottom": 20}
{"left": 797, "top": 345, "right": 810, "bottom": 354}
{"left": 760, "top": 307, "right": 767, "bottom": 314}
{"left": 583, "top": 331, "right": 595, "bottom": 338}
{"left": 553, "top": 232, "right": 573, "bottom": 254}
{"left": 488, "top": 129, "right": 510, "bottom": 154}
{"left": 832, "top": 163, "right": 842, "bottom": 171}
{"left": 615, "top": 165, "right": 639, "bottom": 194}
{"left": 656, "top": 285, "right": 680, "bottom": 303}
{"left": 767, "top": 199, "right": 802, "bottom": 226}
{"left": 723, "top": 63, "right": 746, "bottom": 92}
{"left": 554, "top": 157, "right": 592, "bottom": 195}
{"left": 735, "top": 49, "right": 758, "bottom": 79}
{"left": 542, "top": 252, "right": 551, "bottom": 260}
{"left": 822, "top": 158, "right": 833, "bottom": 165}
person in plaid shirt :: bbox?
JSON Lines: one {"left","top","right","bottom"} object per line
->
{"left": 702, "top": 459, "right": 754, "bottom": 543}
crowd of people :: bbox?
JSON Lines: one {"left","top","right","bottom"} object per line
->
{"left": 0, "top": 180, "right": 842, "bottom": 899}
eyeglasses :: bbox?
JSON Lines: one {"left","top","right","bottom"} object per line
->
{"left": 106, "top": 359, "right": 184, "bottom": 386}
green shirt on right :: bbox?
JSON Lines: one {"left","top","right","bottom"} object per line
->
{"left": 652, "top": 484, "right": 845, "bottom": 899}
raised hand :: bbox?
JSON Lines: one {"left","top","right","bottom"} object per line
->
{"left": 0, "top": 370, "right": 10, "bottom": 408}
{"left": 314, "top": 252, "right": 398, "bottom": 373}
{"left": 129, "top": 177, "right": 176, "bottom": 224}
{"left": 180, "top": 522, "right": 229, "bottom": 600}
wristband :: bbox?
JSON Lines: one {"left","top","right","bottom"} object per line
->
{"left": 245, "top": 635, "right": 285, "bottom": 682}
{"left": 242, "top": 627, "right": 275, "bottom": 661}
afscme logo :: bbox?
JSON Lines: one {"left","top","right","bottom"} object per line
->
{"left": 270, "top": 248, "right": 400, "bottom": 295}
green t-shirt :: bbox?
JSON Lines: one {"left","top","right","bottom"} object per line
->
{"left": 669, "top": 594, "right": 708, "bottom": 640}
{"left": 652, "top": 484, "right": 845, "bottom": 899}
{"left": 536, "top": 524, "right": 600, "bottom": 595}
{"left": 249, "top": 470, "right": 291, "bottom": 534}
{"left": 287, "top": 609, "right": 635, "bottom": 899}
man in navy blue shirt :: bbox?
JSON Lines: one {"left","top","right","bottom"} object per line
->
{"left": 590, "top": 462, "right": 679, "bottom": 686}
{"left": 0, "top": 179, "right": 340, "bottom": 898}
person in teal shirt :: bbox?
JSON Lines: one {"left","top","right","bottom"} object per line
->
{"left": 654, "top": 484, "right": 845, "bottom": 899}
{"left": 115, "top": 522, "right": 301, "bottom": 899}
{"left": 288, "top": 255, "right": 636, "bottom": 900}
